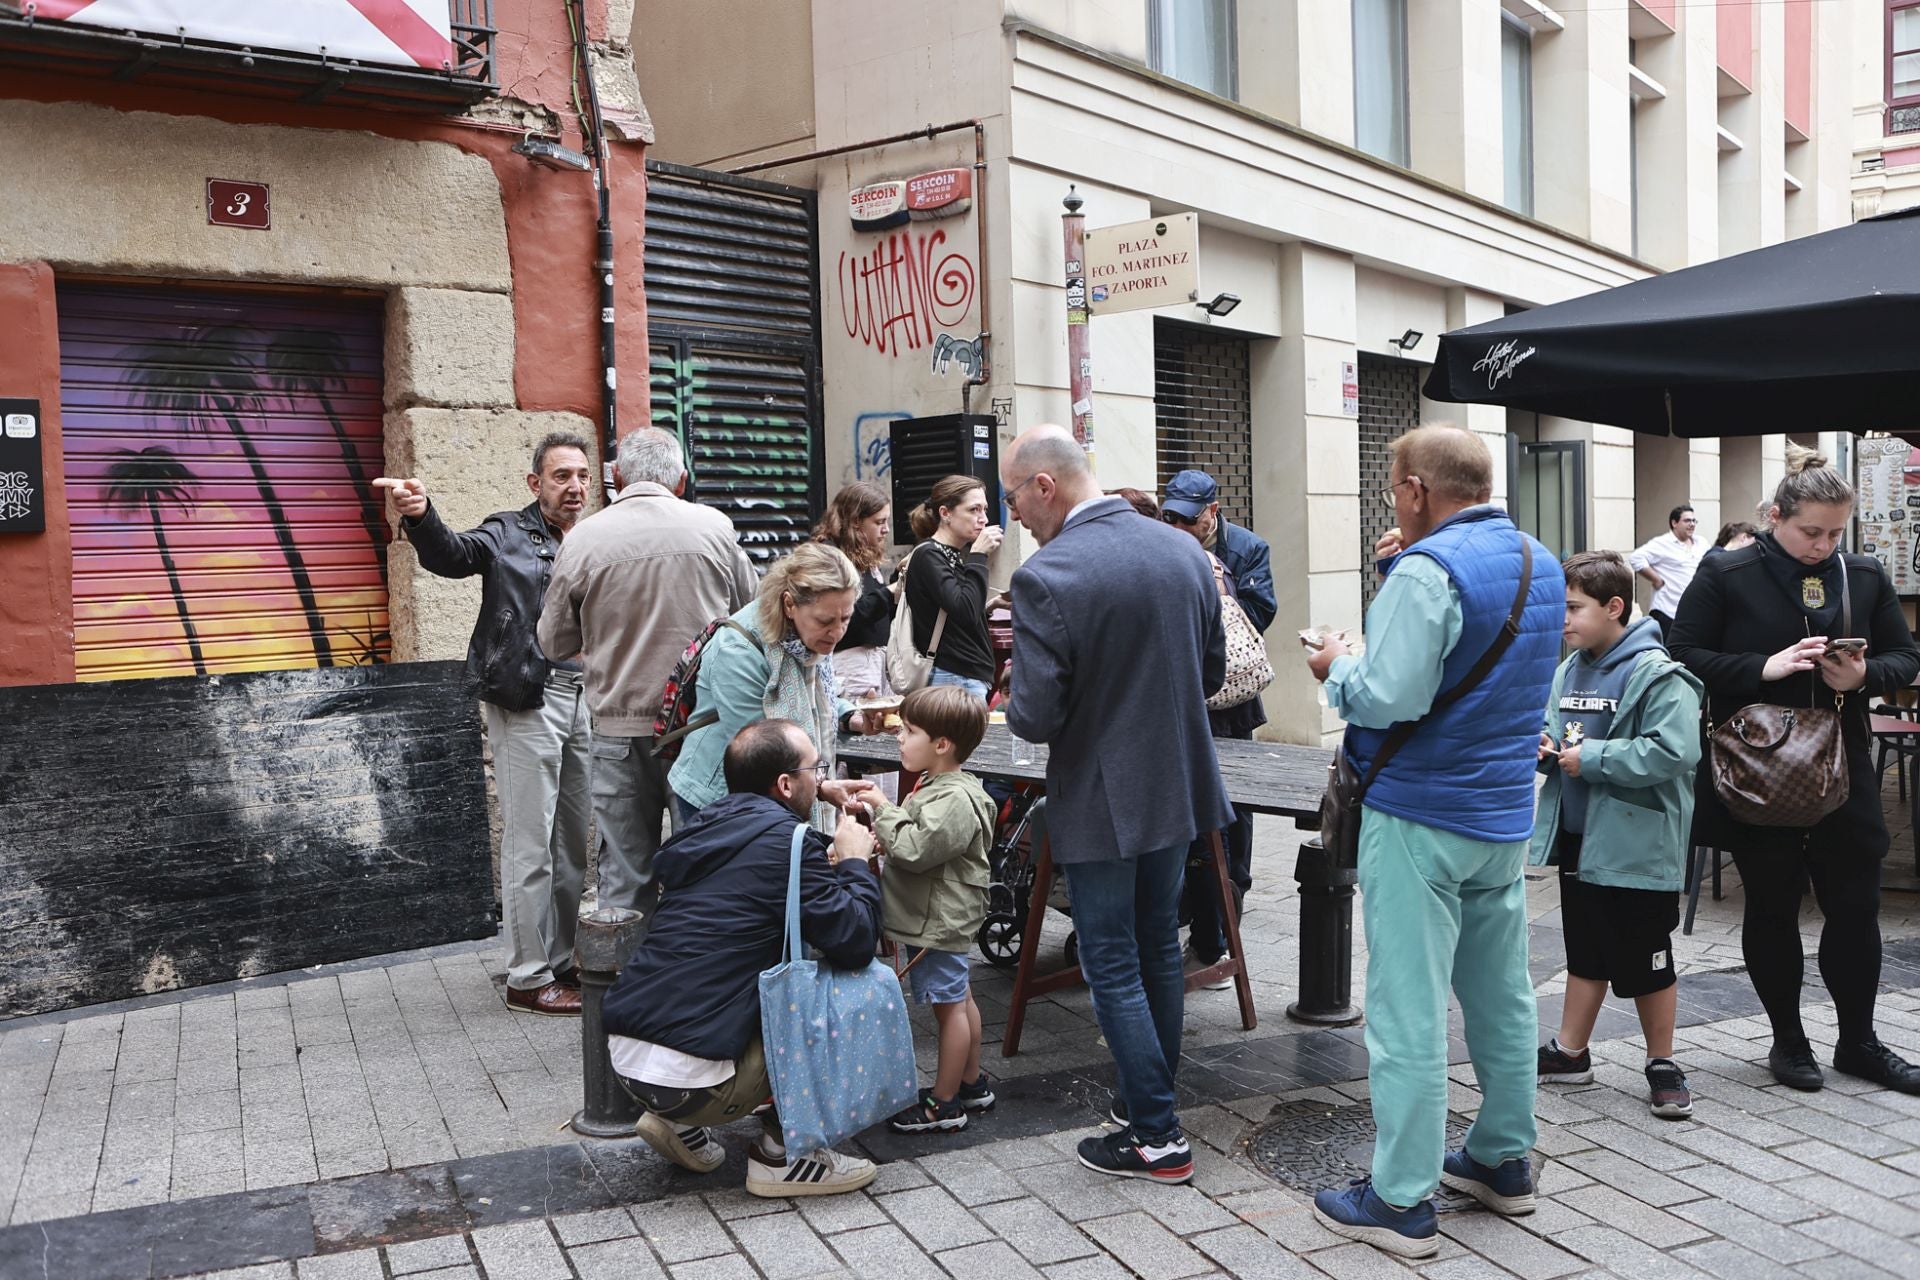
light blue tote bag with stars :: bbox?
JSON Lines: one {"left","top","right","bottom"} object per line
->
{"left": 758, "top": 823, "right": 919, "bottom": 1155}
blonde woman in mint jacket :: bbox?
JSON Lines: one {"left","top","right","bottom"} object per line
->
{"left": 1529, "top": 552, "right": 1704, "bottom": 1124}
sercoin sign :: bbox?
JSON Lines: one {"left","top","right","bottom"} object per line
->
{"left": 906, "top": 168, "right": 972, "bottom": 219}
{"left": 1083, "top": 213, "right": 1199, "bottom": 316}
{"left": 849, "top": 181, "right": 910, "bottom": 231}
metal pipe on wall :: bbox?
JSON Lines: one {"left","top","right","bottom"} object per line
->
{"left": 731, "top": 120, "right": 993, "bottom": 415}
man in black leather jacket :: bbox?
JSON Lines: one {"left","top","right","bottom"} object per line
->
{"left": 376, "top": 433, "right": 594, "bottom": 1018}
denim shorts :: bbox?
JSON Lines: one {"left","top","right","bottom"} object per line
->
{"left": 904, "top": 946, "right": 972, "bottom": 1005}
{"left": 929, "top": 669, "right": 991, "bottom": 701}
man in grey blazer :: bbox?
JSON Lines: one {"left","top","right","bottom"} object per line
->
{"left": 1002, "top": 425, "right": 1231, "bottom": 1185}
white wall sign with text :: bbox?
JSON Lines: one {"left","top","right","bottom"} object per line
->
{"left": 1083, "top": 213, "right": 1199, "bottom": 316}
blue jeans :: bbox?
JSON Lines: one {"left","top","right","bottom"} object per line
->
{"left": 929, "top": 669, "right": 990, "bottom": 700}
{"left": 1062, "top": 845, "right": 1187, "bottom": 1144}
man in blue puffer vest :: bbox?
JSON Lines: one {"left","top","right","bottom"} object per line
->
{"left": 1302, "top": 426, "right": 1563, "bottom": 1259}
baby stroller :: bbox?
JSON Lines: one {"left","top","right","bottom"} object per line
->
{"left": 975, "top": 787, "right": 1079, "bottom": 969}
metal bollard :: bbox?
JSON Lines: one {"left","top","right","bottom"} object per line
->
{"left": 1286, "top": 836, "right": 1364, "bottom": 1027}
{"left": 570, "top": 906, "right": 646, "bottom": 1138}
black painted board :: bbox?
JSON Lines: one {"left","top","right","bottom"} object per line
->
{"left": 0, "top": 397, "right": 45, "bottom": 534}
{"left": 0, "top": 662, "right": 494, "bottom": 1018}
{"left": 838, "top": 725, "right": 1330, "bottom": 822}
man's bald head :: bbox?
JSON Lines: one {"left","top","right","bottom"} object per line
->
{"left": 1001, "top": 423, "right": 1098, "bottom": 546}
{"left": 1007, "top": 425, "right": 1090, "bottom": 481}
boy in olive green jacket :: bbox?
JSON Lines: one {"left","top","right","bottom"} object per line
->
{"left": 1530, "top": 552, "right": 1704, "bottom": 1122}
{"left": 870, "top": 685, "right": 998, "bottom": 1134}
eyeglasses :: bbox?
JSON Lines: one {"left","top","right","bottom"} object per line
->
{"left": 1004, "top": 472, "right": 1041, "bottom": 510}
{"left": 787, "top": 761, "right": 832, "bottom": 779}
{"left": 1378, "top": 476, "right": 1423, "bottom": 508}
{"left": 1160, "top": 510, "right": 1199, "bottom": 527}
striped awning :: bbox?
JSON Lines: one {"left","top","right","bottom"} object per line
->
{"left": 28, "top": 0, "right": 454, "bottom": 72}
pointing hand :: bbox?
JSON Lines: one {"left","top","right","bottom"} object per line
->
{"left": 372, "top": 477, "right": 428, "bottom": 519}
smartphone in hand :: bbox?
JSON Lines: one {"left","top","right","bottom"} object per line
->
{"left": 1824, "top": 638, "right": 1867, "bottom": 658}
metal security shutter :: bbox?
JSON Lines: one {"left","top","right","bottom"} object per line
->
{"left": 1154, "top": 319, "right": 1253, "bottom": 528}
{"left": 59, "top": 283, "right": 388, "bottom": 680}
{"left": 1357, "top": 354, "right": 1424, "bottom": 618}
{"left": 645, "top": 160, "right": 823, "bottom": 565}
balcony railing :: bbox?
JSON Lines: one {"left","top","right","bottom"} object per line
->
{"left": 0, "top": 1, "right": 498, "bottom": 112}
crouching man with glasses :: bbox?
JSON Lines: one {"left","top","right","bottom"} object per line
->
{"left": 600, "top": 719, "right": 885, "bottom": 1197}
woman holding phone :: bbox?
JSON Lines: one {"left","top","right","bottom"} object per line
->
{"left": 1669, "top": 446, "right": 1920, "bottom": 1094}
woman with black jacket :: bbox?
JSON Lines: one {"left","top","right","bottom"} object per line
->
{"left": 902, "top": 474, "right": 1002, "bottom": 698}
{"left": 814, "top": 481, "right": 896, "bottom": 699}
{"left": 1669, "top": 447, "right": 1920, "bottom": 1095}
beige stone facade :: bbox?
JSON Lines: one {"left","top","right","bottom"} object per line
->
{"left": 634, "top": 0, "right": 1854, "bottom": 744}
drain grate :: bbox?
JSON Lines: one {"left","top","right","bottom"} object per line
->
{"left": 1244, "top": 1099, "right": 1531, "bottom": 1212}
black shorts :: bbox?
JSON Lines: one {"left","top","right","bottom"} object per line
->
{"left": 1557, "top": 831, "right": 1679, "bottom": 999}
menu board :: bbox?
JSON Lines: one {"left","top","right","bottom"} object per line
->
{"left": 1854, "top": 436, "right": 1920, "bottom": 596}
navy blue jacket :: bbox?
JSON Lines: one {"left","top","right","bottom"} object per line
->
{"left": 601, "top": 792, "right": 882, "bottom": 1061}
{"left": 1007, "top": 497, "right": 1231, "bottom": 863}
{"left": 1214, "top": 519, "right": 1276, "bottom": 634}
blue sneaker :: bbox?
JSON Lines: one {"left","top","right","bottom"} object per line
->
{"left": 1439, "top": 1149, "right": 1535, "bottom": 1216}
{"left": 1311, "top": 1178, "right": 1439, "bottom": 1258}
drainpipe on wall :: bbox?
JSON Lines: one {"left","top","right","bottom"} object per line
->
{"left": 732, "top": 121, "right": 994, "bottom": 417}
{"left": 571, "top": 0, "right": 618, "bottom": 487}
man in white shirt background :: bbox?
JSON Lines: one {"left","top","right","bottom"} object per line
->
{"left": 1629, "top": 505, "right": 1702, "bottom": 640}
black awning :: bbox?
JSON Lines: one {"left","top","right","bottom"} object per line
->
{"left": 1425, "top": 207, "right": 1920, "bottom": 440}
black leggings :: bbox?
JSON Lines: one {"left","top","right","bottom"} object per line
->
{"left": 1731, "top": 840, "right": 1883, "bottom": 1049}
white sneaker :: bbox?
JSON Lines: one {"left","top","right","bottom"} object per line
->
{"left": 635, "top": 1112, "right": 726, "bottom": 1174}
{"left": 745, "top": 1143, "right": 877, "bottom": 1197}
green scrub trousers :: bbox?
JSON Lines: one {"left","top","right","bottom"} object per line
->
{"left": 1357, "top": 810, "right": 1538, "bottom": 1208}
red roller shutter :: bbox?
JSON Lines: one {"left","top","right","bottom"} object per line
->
{"left": 59, "top": 283, "right": 389, "bottom": 680}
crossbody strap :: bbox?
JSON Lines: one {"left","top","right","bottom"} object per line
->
{"left": 900, "top": 544, "right": 952, "bottom": 659}
{"left": 782, "top": 822, "right": 807, "bottom": 965}
{"left": 1355, "top": 537, "right": 1536, "bottom": 792}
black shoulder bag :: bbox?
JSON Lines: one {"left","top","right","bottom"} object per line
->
{"left": 1319, "top": 539, "right": 1535, "bottom": 865}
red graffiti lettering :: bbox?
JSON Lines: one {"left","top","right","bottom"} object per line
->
{"left": 838, "top": 228, "right": 976, "bottom": 357}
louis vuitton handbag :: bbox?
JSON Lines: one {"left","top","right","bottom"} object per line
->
{"left": 1709, "top": 568, "right": 1851, "bottom": 829}
{"left": 1320, "top": 539, "right": 1534, "bottom": 864}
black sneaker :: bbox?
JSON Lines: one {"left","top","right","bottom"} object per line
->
{"left": 887, "top": 1091, "right": 968, "bottom": 1134}
{"left": 1076, "top": 1129, "right": 1193, "bottom": 1184}
{"left": 1769, "top": 1039, "right": 1825, "bottom": 1091}
{"left": 1537, "top": 1041, "right": 1594, "bottom": 1084}
{"left": 1645, "top": 1060, "right": 1694, "bottom": 1119}
{"left": 1108, "top": 1097, "right": 1129, "bottom": 1127}
{"left": 1833, "top": 1040, "right": 1920, "bottom": 1095}
{"left": 957, "top": 1073, "right": 997, "bottom": 1112}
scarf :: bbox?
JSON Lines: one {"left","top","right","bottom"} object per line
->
{"left": 1756, "top": 531, "right": 1845, "bottom": 635}
{"left": 762, "top": 631, "right": 840, "bottom": 832}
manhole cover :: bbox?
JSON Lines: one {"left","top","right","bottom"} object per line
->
{"left": 1245, "top": 1099, "right": 1539, "bottom": 1212}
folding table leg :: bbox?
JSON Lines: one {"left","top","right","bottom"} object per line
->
{"left": 1002, "top": 834, "right": 1057, "bottom": 1058}
{"left": 1209, "top": 830, "right": 1258, "bottom": 1032}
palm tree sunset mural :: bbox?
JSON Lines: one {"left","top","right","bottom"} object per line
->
{"left": 60, "top": 286, "right": 390, "bottom": 681}
{"left": 102, "top": 446, "right": 209, "bottom": 677}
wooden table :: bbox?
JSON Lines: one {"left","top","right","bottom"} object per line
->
{"left": 837, "top": 726, "right": 1331, "bottom": 1054}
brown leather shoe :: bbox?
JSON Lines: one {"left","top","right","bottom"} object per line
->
{"left": 505, "top": 981, "right": 582, "bottom": 1016}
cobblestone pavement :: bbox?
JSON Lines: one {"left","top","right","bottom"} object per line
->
{"left": 4, "top": 808, "right": 1920, "bottom": 1277}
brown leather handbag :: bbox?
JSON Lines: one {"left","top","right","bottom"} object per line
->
{"left": 1709, "top": 566, "right": 1851, "bottom": 828}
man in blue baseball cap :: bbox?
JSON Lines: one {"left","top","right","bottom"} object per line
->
{"left": 1160, "top": 469, "right": 1275, "bottom": 975}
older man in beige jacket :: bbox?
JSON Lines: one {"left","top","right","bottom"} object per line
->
{"left": 540, "top": 428, "right": 757, "bottom": 919}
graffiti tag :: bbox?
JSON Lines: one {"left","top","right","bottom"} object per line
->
{"left": 839, "top": 228, "right": 976, "bottom": 358}
{"left": 853, "top": 411, "right": 910, "bottom": 481}
{"left": 930, "top": 333, "right": 983, "bottom": 379}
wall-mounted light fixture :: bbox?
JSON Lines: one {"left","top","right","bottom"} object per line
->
{"left": 1196, "top": 292, "right": 1241, "bottom": 318}
{"left": 512, "top": 134, "right": 593, "bottom": 173}
{"left": 1388, "top": 328, "right": 1424, "bottom": 353}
